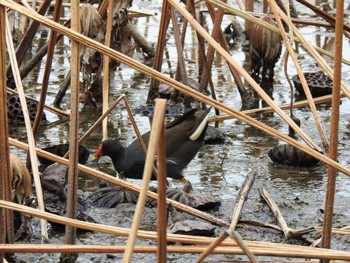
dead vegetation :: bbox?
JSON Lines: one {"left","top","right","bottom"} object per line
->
{"left": 1, "top": 0, "right": 350, "bottom": 262}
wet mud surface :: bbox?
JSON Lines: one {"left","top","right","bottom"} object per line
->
{"left": 7, "top": 0, "right": 350, "bottom": 262}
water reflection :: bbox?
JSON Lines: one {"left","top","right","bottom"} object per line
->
{"left": 268, "top": 163, "right": 326, "bottom": 190}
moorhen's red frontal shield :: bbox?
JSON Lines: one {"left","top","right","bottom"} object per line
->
{"left": 92, "top": 144, "right": 103, "bottom": 161}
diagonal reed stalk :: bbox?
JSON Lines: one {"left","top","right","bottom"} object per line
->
{"left": 268, "top": 0, "right": 329, "bottom": 150}
{"left": 4, "top": 12, "right": 48, "bottom": 242}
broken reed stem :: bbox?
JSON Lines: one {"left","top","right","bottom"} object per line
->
{"left": 4, "top": 14, "right": 48, "bottom": 242}
{"left": 123, "top": 99, "right": 167, "bottom": 263}
{"left": 196, "top": 164, "right": 257, "bottom": 262}
{"left": 147, "top": 0, "right": 170, "bottom": 100}
{"left": 3, "top": 0, "right": 350, "bottom": 190}
{"left": 205, "top": 0, "right": 248, "bottom": 102}
{"left": 259, "top": 186, "right": 293, "bottom": 238}
{"left": 189, "top": 0, "right": 221, "bottom": 118}
{"left": 102, "top": 0, "right": 114, "bottom": 140}
{"left": 230, "top": 166, "right": 256, "bottom": 230}
{"left": 259, "top": 186, "right": 315, "bottom": 238}
{"left": 157, "top": 118, "right": 167, "bottom": 263}
{"left": 268, "top": 0, "right": 329, "bottom": 150}
{"left": 63, "top": 94, "right": 125, "bottom": 160}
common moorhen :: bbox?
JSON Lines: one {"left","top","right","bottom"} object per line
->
{"left": 92, "top": 108, "right": 211, "bottom": 180}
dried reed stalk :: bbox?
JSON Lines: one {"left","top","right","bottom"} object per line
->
{"left": 148, "top": 0, "right": 170, "bottom": 101}
{"left": 63, "top": 0, "right": 80, "bottom": 254}
{"left": 187, "top": 0, "right": 221, "bottom": 116}
{"left": 195, "top": 232, "right": 229, "bottom": 262}
{"left": 1, "top": 242, "right": 350, "bottom": 260}
{"left": 0, "top": 244, "right": 349, "bottom": 261}
{"left": 0, "top": 4, "right": 13, "bottom": 247}
{"left": 32, "top": 0, "right": 62, "bottom": 139}
{"left": 77, "top": 94, "right": 126, "bottom": 144}
{"left": 230, "top": 165, "right": 256, "bottom": 230}
{"left": 199, "top": 0, "right": 225, "bottom": 88}
{"left": 171, "top": 6, "right": 189, "bottom": 85}
{"left": 204, "top": 1, "right": 249, "bottom": 102}
{"left": 157, "top": 113, "right": 167, "bottom": 263}
{"left": 123, "top": 99, "right": 167, "bottom": 262}
{"left": 268, "top": 0, "right": 329, "bottom": 150}
{"left": 26, "top": 1, "right": 155, "bottom": 17}
{"left": 208, "top": 93, "right": 344, "bottom": 122}
{"left": 102, "top": 0, "right": 114, "bottom": 140}
{"left": 322, "top": 0, "right": 344, "bottom": 250}
{"left": 62, "top": 94, "right": 125, "bottom": 160}
{"left": 3, "top": 0, "right": 350, "bottom": 197}
{"left": 226, "top": 230, "right": 258, "bottom": 262}
{"left": 4, "top": 13, "right": 48, "bottom": 241}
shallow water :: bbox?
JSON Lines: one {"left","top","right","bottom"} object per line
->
{"left": 8, "top": 0, "right": 350, "bottom": 261}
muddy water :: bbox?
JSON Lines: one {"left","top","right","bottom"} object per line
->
{"left": 9, "top": 0, "right": 350, "bottom": 262}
